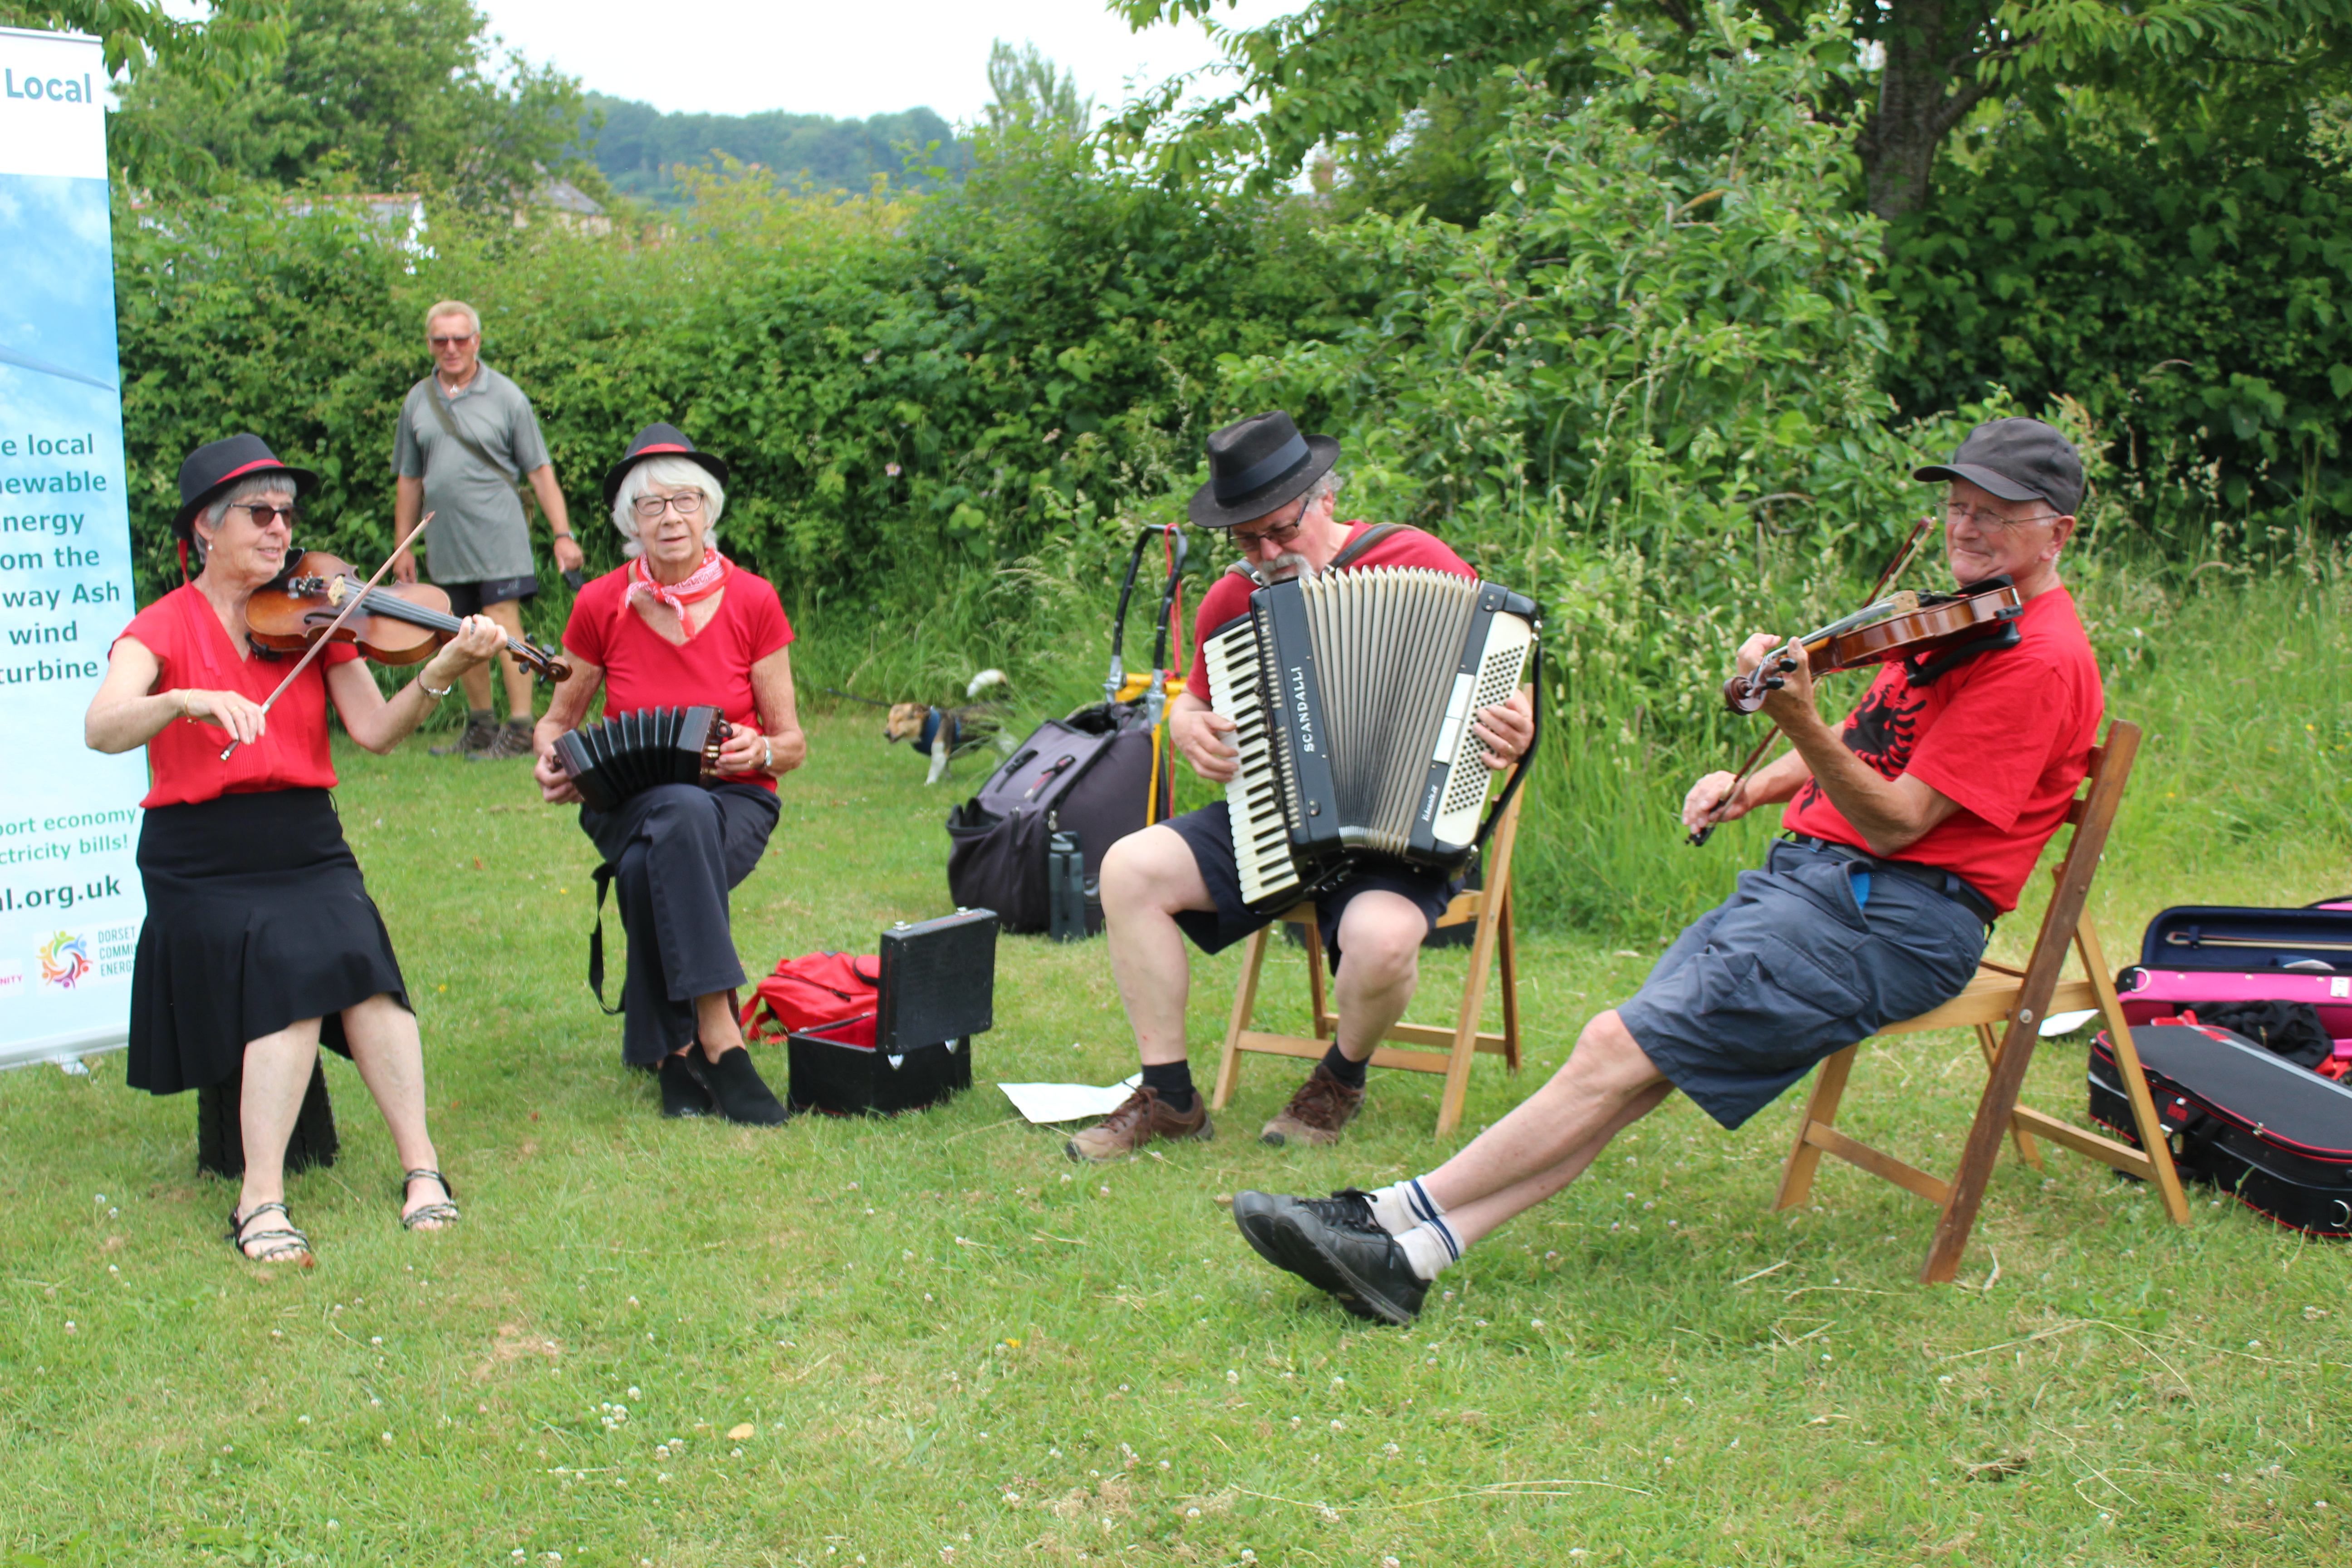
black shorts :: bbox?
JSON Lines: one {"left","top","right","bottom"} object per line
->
{"left": 1161, "top": 801, "right": 1456, "bottom": 964}
{"left": 438, "top": 573, "right": 539, "bottom": 616}
{"left": 1618, "top": 839, "right": 1987, "bottom": 1130}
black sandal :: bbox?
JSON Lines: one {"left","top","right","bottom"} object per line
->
{"left": 398, "top": 1169, "right": 461, "bottom": 1230}
{"left": 226, "top": 1201, "right": 313, "bottom": 1264}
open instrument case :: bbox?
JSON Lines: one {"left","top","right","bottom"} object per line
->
{"left": 2115, "top": 901, "right": 2352, "bottom": 1063}
{"left": 785, "top": 909, "right": 996, "bottom": 1116}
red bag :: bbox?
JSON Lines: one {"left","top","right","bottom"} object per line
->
{"left": 741, "top": 951, "right": 880, "bottom": 1043}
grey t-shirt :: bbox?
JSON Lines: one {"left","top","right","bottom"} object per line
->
{"left": 392, "top": 363, "right": 552, "bottom": 583}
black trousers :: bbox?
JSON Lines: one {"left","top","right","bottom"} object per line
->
{"left": 581, "top": 782, "right": 780, "bottom": 1066}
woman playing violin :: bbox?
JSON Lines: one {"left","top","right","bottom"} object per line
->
{"left": 84, "top": 434, "right": 507, "bottom": 1265}
{"left": 530, "top": 425, "right": 805, "bottom": 1125}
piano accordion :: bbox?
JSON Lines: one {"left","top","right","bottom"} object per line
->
{"left": 1203, "top": 568, "right": 1538, "bottom": 911}
{"left": 553, "top": 705, "right": 732, "bottom": 813}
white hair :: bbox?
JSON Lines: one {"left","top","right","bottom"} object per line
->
{"left": 610, "top": 455, "right": 725, "bottom": 559}
{"left": 1303, "top": 468, "right": 1344, "bottom": 511}
{"left": 193, "top": 471, "right": 299, "bottom": 566}
{"left": 425, "top": 299, "right": 481, "bottom": 337}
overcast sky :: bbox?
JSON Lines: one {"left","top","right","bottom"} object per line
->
{"left": 469, "top": 0, "right": 1299, "bottom": 125}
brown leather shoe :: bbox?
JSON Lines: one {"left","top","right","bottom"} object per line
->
{"left": 1260, "top": 1061, "right": 1365, "bottom": 1147}
{"left": 1064, "top": 1086, "right": 1212, "bottom": 1161}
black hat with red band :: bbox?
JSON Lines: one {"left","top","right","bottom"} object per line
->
{"left": 172, "top": 433, "right": 318, "bottom": 540}
{"left": 602, "top": 423, "right": 730, "bottom": 508}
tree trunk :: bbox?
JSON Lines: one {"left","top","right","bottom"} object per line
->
{"left": 1855, "top": 0, "right": 2001, "bottom": 223}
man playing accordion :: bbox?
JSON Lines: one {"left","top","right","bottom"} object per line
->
{"left": 1066, "top": 411, "right": 1535, "bottom": 1161}
{"left": 1232, "top": 417, "right": 2104, "bottom": 1323}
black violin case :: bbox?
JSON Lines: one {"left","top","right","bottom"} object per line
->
{"left": 2089, "top": 1023, "right": 2352, "bottom": 1237}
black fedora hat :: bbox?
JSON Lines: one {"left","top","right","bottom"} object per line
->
{"left": 1915, "top": 417, "right": 2083, "bottom": 516}
{"left": 602, "top": 423, "right": 730, "bottom": 508}
{"left": 172, "top": 434, "right": 318, "bottom": 539}
{"left": 1187, "top": 410, "right": 1340, "bottom": 529}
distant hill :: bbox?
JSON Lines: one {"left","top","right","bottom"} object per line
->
{"left": 577, "top": 93, "right": 975, "bottom": 205}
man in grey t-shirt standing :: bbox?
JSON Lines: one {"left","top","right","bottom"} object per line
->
{"left": 392, "top": 299, "right": 584, "bottom": 759}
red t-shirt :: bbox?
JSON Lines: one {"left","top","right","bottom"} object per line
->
{"left": 561, "top": 564, "right": 794, "bottom": 794}
{"left": 1183, "top": 522, "right": 1475, "bottom": 701}
{"left": 1779, "top": 587, "right": 2103, "bottom": 914}
{"left": 113, "top": 583, "right": 363, "bottom": 808}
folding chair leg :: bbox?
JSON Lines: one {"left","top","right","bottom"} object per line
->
{"left": 1497, "top": 888, "right": 1523, "bottom": 1073}
{"left": 1212, "top": 926, "right": 1274, "bottom": 1111}
{"left": 2078, "top": 917, "right": 2191, "bottom": 1223}
{"left": 1774, "top": 1044, "right": 1858, "bottom": 1210}
{"left": 1303, "top": 919, "right": 1333, "bottom": 1039}
{"left": 1975, "top": 1023, "right": 2045, "bottom": 1170}
{"left": 1923, "top": 1015, "right": 2042, "bottom": 1284}
{"left": 1433, "top": 884, "right": 1508, "bottom": 1138}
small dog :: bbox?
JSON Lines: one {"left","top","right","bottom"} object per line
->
{"left": 885, "top": 670, "right": 1012, "bottom": 784}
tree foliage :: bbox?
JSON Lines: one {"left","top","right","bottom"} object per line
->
{"left": 578, "top": 95, "right": 972, "bottom": 206}
{"left": 108, "top": 0, "right": 589, "bottom": 201}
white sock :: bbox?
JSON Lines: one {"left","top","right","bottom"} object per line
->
{"left": 1394, "top": 1218, "right": 1463, "bottom": 1282}
{"left": 1366, "top": 1176, "right": 1446, "bottom": 1237}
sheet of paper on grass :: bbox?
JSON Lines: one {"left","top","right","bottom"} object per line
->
{"left": 998, "top": 1073, "right": 1142, "bottom": 1124}
{"left": 2039, "top": 1009, "right": 2100, "bottom": 1037}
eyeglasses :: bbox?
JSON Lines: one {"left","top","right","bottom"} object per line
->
{"left": 429, "top": 333, "right": 477, "bottom": 348}
{"left": 229, "top": 502, "right": 298, "bottom": 528}
{"left": 1944, "top": 501, "right": 2059, "bottom": 533}
{"left": 1230, "top": 496, "right": 1312, "bottom": 552}
{"left": 631, "top": 491, "right": 706, "bottom": 521}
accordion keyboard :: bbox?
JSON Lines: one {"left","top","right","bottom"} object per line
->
{"left": 1203, "top": 617, "right": 1303, "bottom": 908}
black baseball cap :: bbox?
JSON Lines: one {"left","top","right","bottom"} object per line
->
{"left": 1915, "top": 417, "right": 2083, "bottom": 516}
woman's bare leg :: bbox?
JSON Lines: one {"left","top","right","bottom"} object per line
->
{"left": 339, "top": 993, "right": 449, "bottom": 1226}
{"left": 236, "top": 1019, "right": 323, "bottom": 1258}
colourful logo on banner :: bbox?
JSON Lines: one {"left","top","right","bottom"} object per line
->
{"left": 38, "top": 931, "right": 89, "bottom": 989}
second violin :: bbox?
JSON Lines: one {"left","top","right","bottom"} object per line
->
{"left": 1720, "top": 577, "right": 2023, "bottom": 715}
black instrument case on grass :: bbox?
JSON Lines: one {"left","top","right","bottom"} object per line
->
{"left": 786, "top": 909, "right": 996, "bottom": 1116}
{"left": 2089, "top": 1023, "right": 2352, "bottom": 1237}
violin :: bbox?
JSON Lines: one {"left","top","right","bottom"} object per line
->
{"left": 245, "top": 549, "right": 570, "bottom": 684}
{"left": 1720, "top": 578, "right": 2022, "bottom": 715}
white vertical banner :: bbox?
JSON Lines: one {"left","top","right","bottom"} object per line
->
{"left": 0, "top": 28, "right": 147, "bottom": 1068}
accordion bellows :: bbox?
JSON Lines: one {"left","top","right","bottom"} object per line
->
{"left": 554, "top": 705, "right": 730, "bottom": 813}
{"left": 1204, "top": 567, "right": 1537, "bottom": 911}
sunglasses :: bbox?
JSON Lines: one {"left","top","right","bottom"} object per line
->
{"left": 228, "top": 502, "right": 298, "bottom": 528}
{"left": 430, "top": 333, "right": 477, "bottom": 348}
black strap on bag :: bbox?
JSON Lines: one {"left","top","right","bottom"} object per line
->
{"left": 586, "top": 862, "right": 625, "bottom": 1016}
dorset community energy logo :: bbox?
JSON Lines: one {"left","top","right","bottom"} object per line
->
{"left": 38, "top": 931, "right": 89, "bottom": 989}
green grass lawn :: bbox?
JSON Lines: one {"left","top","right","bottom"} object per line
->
{"left": 2, "top": 702, "right": 2347, "bottom": 1568}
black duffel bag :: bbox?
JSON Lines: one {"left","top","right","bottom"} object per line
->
{"left": 946, "top": 717, "right": 1160, "bottom": 936}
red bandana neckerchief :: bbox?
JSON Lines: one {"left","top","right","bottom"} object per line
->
{"left": 625, "top": 549, "right": 731, "bottom": 639}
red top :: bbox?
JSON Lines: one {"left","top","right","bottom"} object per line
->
{"left": 562, "top": 563, "right": 795, "bottom": 794}
{"left": 1183, "top": 523, "right": 1475, "bottom": 701}
{"left": 1779, "top": 587, "right": 2103, "bottom": 914}
{"left": 114, "top": 583, "right": 363, "bottom": 808}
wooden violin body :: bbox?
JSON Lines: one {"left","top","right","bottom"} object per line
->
{"left": 1720, "top": 579, "right": 2022, "bottom": 715}
{"left": 245, "top": 549, "right": 571, "bottom": 683}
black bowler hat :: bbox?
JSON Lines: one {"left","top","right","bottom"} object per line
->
{"left": 1915, "top": 417, "right": 2084, "bottom": 516}
{"left": 1187, "top": 410, "right": 1340, "bottom": 529}
{"left": 172, "top": 434, "right": 318, "bottom": 539}
{"left": 602, "top": 423, "right": 730, "bottom": 508}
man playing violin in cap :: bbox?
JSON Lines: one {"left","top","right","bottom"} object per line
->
{"left": 1231, "top": 417, "right": 2102, "bottom": 1324}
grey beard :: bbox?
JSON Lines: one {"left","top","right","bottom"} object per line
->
{"left": 1245, "top": 552, "right": 1315, "bottom": 585}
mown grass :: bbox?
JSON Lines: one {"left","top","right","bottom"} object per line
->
{"left": 3, "top": 578, "right": 2348, "bottom": 1568}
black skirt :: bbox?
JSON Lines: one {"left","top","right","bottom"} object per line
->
{"left": 127, "top": 789, "right": 409, "bottom": 1096}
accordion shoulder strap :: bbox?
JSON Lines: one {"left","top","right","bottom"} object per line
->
{"left": 586, "top": 862, "right": 626, "bottom": 1017}
{"left": 1222, "top": 522, "right": 1411, "bottom": 581}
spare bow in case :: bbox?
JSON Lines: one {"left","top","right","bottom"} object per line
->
{"left": 554, "top": 705, "right": 730, "bottom": 813}
{"left": 787, "top": 909, "right": 997, "bottom": 1115}
{"left": 2088, "top": 1023, "right": 2352, "bottom": 1237}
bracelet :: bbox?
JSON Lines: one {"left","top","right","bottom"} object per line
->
{"left": 761, "top": 736, "right": 774, "bottom": 772}
{"left": 418, "top": 675, "right": 454, "bottom": 701}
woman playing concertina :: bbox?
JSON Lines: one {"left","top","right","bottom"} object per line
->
{"left": 531, "top": 426, "right": 806, "bottom": 1123}
{"left": 85, "top": 435, "right": 510, "bottom": 1264}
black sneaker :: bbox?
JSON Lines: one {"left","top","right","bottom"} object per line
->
{"left": 700, "top": 1045, "right": 789, "bottom": 1127}
{"left": 431, "top": 710, "right": 495, "bottom": 758}
{"left": 1233, "top": 1189, "right": 1383, "bottom": 1294}
{"left": 1273, "top": 1196, "right": 1429, "bottom": 1325}
{"left": 658, "top": 1053, "right": 714, "bottom": 1118}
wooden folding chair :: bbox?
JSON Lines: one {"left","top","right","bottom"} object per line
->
{"left": 1210, "top": 773, "right": 1526, "bottom": 1138}
{"left": 1772, "top": 720, "right": 2191, "bottom": 1282}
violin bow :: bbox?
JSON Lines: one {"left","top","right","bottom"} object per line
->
{"left": 218, "top": 513, "right": 434, "bottom": 762}
{"left": 1686, "top": 512, "right": 1937, "bottom": 847}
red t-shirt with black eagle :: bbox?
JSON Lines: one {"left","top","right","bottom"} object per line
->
{"left": 1778, "top": 587, "right": 2103, "bottom": 915}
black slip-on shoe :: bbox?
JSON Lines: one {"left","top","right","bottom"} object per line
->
{"left": 659, "top": 1053, "right": 715, "bottom": 1118}
{"left": 1276, "top": 1199, "right": 1429, "bottom": 1325}
{"left": 701, "top": 1045, "right": 789, "bottom": 1127}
